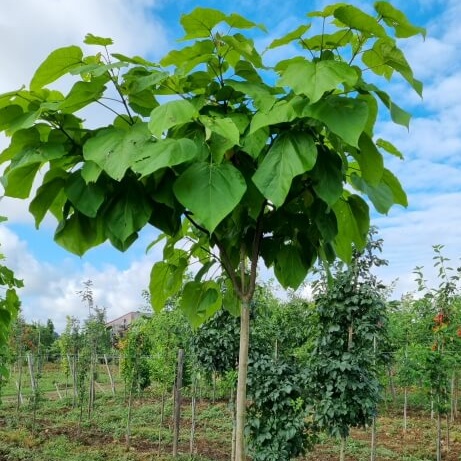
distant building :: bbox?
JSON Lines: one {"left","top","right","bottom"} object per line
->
{"left": 106, "top": 311, "right": 145, "bottom": 338}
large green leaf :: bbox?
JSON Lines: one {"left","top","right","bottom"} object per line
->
{"left": 179, "top": 280, "right": 222, "bottom": 328}
{"left": 269, "top": 24, "right": 311, "bottom": 49}
{"left": 83, "top": 123, "right": 155, "bottom": 181}
{"left": 208, "top": 132, "right": 235, "bottom": 164}
{"left": 29, "top": 169, "right": 68, "bottom": 227}
{"left": 358, "top": 82, "right": 411, "bottom": 129}
{"left": 226, "top": 80, "right": 276, "bottom": 112}
{"left": 308, "top": 3, "right": 348, "bottom": 18}
{"left": 173, "top": 162, "right": 247, "bottom": 233}
{"left": 30, "top": 46, "right": 83, "bottom": 90}
{"left": 253, "top": 131, "right": 317, "bottom": 208}
{"left": 7, "top": 142, "right": 65, "bottom": 169}
{"left": 301, "top": 29, "right": 353, "bottom": 51}
{"left": 278, "top": 60, "right": 358, "bottom": 103}
{"left": 225, "top": 12, "right": 266, "bottom": 31}
{"left": 376, "top": 138, "right": 404, "bottom": 159}
{"left": 59, "top": 78, "right": 107, "bottom": 113}
{"left": 274, "top": 244, "right": 309, "bottom": 290}
{"left": 358, "top": 94, "right": 378, "bottom": 136}
{"left": 311, "top": 146, "right": 343, "bottom": 207}
{"left": 303, "top": 96, "right": 368, "bottom": 147}
{"left": 2, "top": 141, "right": 66, "bottom": 198}
{"left": 365, "top": 38, "right": 422, "bottom": 96}
{"left": 242, "top": 126, "right": 269, "bottom": 159}
{"left": 362, "top": 46, "right": 394, "bottom": 80}
{"left": 355, "top": 133, "right": 384, "bottom": 186}
{"left": 234, "top": 60, "right": 263, "bottom": 83}
{"left": 351, "top": 167, "right": 407, "bottom": 214}
{"left": 249, "top": 100, "right": 297, "bottom": 134}
{"left": 65, "top": 172, "right": 105, "bottom": 218}
{"left": 149, "top": 250, "right": 188, "bottom": 312}
{"left": 382, "top": 168, "right": 407, "bottom": 207}
{"left": 132, "top": 138, "right": 197, "bottom": 177}
{"left": 180, "top": 8, "right": 226, "bottom": 40}
{"left": 54, "top": 212, "right": 106, "bottom": 256}
{"left": 0, "top": 108, "right": 41, "bottom": 136}
{"left": 0, "top": 106, "right": 23, "bottom": 131}
{"left": 123, "top": 69, "right": 168, "bottom": 94}
{"left": 105, "top": 185, "right": 152, "bottom": 244}
{"left": 374, "top": 2, "right": 426, "bottom": 38}
{"left": 160, "top": 40, "right": 215, "bottom": 72}
{"left": 220, "top": 34, "right": 263, "bottom": 68}
{"left": 333, "top": 194, "right": 369, "bottom": 262}
{"left": 312, "top": 200, "right": 338, "bottom": 242}
{"left": 0, "top": 126, "right": 41, "bottom": 163}
{"left": 84, "top": 33, "right": 114, "bottom": 46}
{"left": 351, "top": 173, "right": 392, "bottom": 214}
{"left": 334, "top": 5, "right": 386, "bottom": 37}
{"left": 148, "top": 99, "right": 199, "bottom": 138}
{"left": 2, "top": 163, "right": 40, "bottom": 198}
{"left": 81, "top": 161, "right": 103, "bottom": 183}
{"left": 199, "top": 115, "right": 240, "bottom": 146}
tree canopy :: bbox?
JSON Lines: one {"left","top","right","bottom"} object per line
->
{"left": 0, "top": 3, "right": 424, "bottom": 459}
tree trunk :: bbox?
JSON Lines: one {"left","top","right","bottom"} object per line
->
{"left": 388, "top": 366, "right": 396, "bottom": 404}
{"left": 370, "top": 335, "right": 377, "bottom": 461}
{"left": 403, "top": 386, "right": 408, "bottom": 432}
{"left": 340, "top": 436, "right": 346, "bottom": 461}
{"left": 189, "top": 375, "right": 198, "bottom": 455}
{"left": 173, "top": 348, "right": 184, "bottom": 457}
{"left": 231, "top": 391, "right": 237, "bottom": 461}
{"left": 160, "top": 386, "right": 166, "bottom": 425}
{"left": 370, "top": 417, "right": 377, "bottom": 461}
{"left": 212, "top": 370, "right": 217, "bottom": 403}
{"left": 235, "top": 300, "right": 250, "bottom": 461}
{"left": 88, "top": 356, "right": 95, "bottom": 418}
{"left": 104, "top": 354, "right": 116, "bottom": 396}
{"left": 125, "top": 385, "right": 133, "bottom": 450}
{"left": 27, "top": 353, "right": 36, "bottom": 393}
{"left": 436, "top": 411, "right": 441, "bottom": 461}
{"left": 16, "top": 355, "right": 23, "bottom": 413}
{"left": 453, "top": 371, "right": 459, "bottom": 420}
{"left": 446, "top": 413, "right": 450, "bottom": 454}
{"left": 55, "top": 382, "right": 63, "bottom": 400}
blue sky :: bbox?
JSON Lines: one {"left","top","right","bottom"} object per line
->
{"left": 0, "top": 0, "right": 460, "bottom": 331}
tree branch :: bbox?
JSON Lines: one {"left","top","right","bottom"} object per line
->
{"left": 184, "top": 213, "right": 243, "bottom": 299}
{"left": 245, "top": 200, "right": 267, "bottom": 302}
{"left": 216, "top": 239, "right": 243, "bottom": 300}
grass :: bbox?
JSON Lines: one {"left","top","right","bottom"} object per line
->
{"left": 1, "top": 364, "right": 461, "bottom": 460}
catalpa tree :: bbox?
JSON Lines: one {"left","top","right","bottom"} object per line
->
{"left": 0, "top": 3, "right": 424, "bottom": 459}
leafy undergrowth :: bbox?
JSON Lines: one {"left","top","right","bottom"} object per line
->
{"left": 0, "top": 394, "right": 461, "bottom": 461}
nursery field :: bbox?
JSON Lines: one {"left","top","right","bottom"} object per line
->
{"left": 1, "top": 363, "right": 461, "bottom": 461}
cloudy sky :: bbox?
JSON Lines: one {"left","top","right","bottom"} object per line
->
{"left": 0, "top": 0, "right": 459, "bottom": 331}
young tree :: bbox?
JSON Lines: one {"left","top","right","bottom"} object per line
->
{"left": 0, "top": 4, "right": 424, "bottom": 458}
{"left": 307, "top": 230, "right": 390, "bottom": 461}
{"left": 413, "top": 246, "right": 461, "bottom": 461}
{"left": 0, "top": 248, "right": 23, "bottom": 389}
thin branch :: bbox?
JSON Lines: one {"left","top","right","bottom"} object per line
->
{"left": 185, "top": 213, "right": 210, "bottom": 237}
{"left": 103, "top": 45, "right": 135, "bottom": 125}
{"left": 95, "top": 100, "right": 125, "bottom": 121}
{"left": 216, "top": 240, "right": 243, "bottom": 300}
{"left": 299, "top": 38, "right": 315, "bottom": 60}
{"left": 184, "top": 213, "right": 242, "bottom": 296}
{"left": 348, "top": 31, "right": 366, "bottom": 66}
{"left": 245, "top": 201, "right": 266, "bottom": 302}
{"left": 240, "top": 246, "right": 246, "bottom": 296}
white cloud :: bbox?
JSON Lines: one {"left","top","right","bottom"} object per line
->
{"left": 0, "top": 224, "right": 162, "bottom": 332}
{"left": 0, "top": 0, "right": 169, "bottom": 92}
